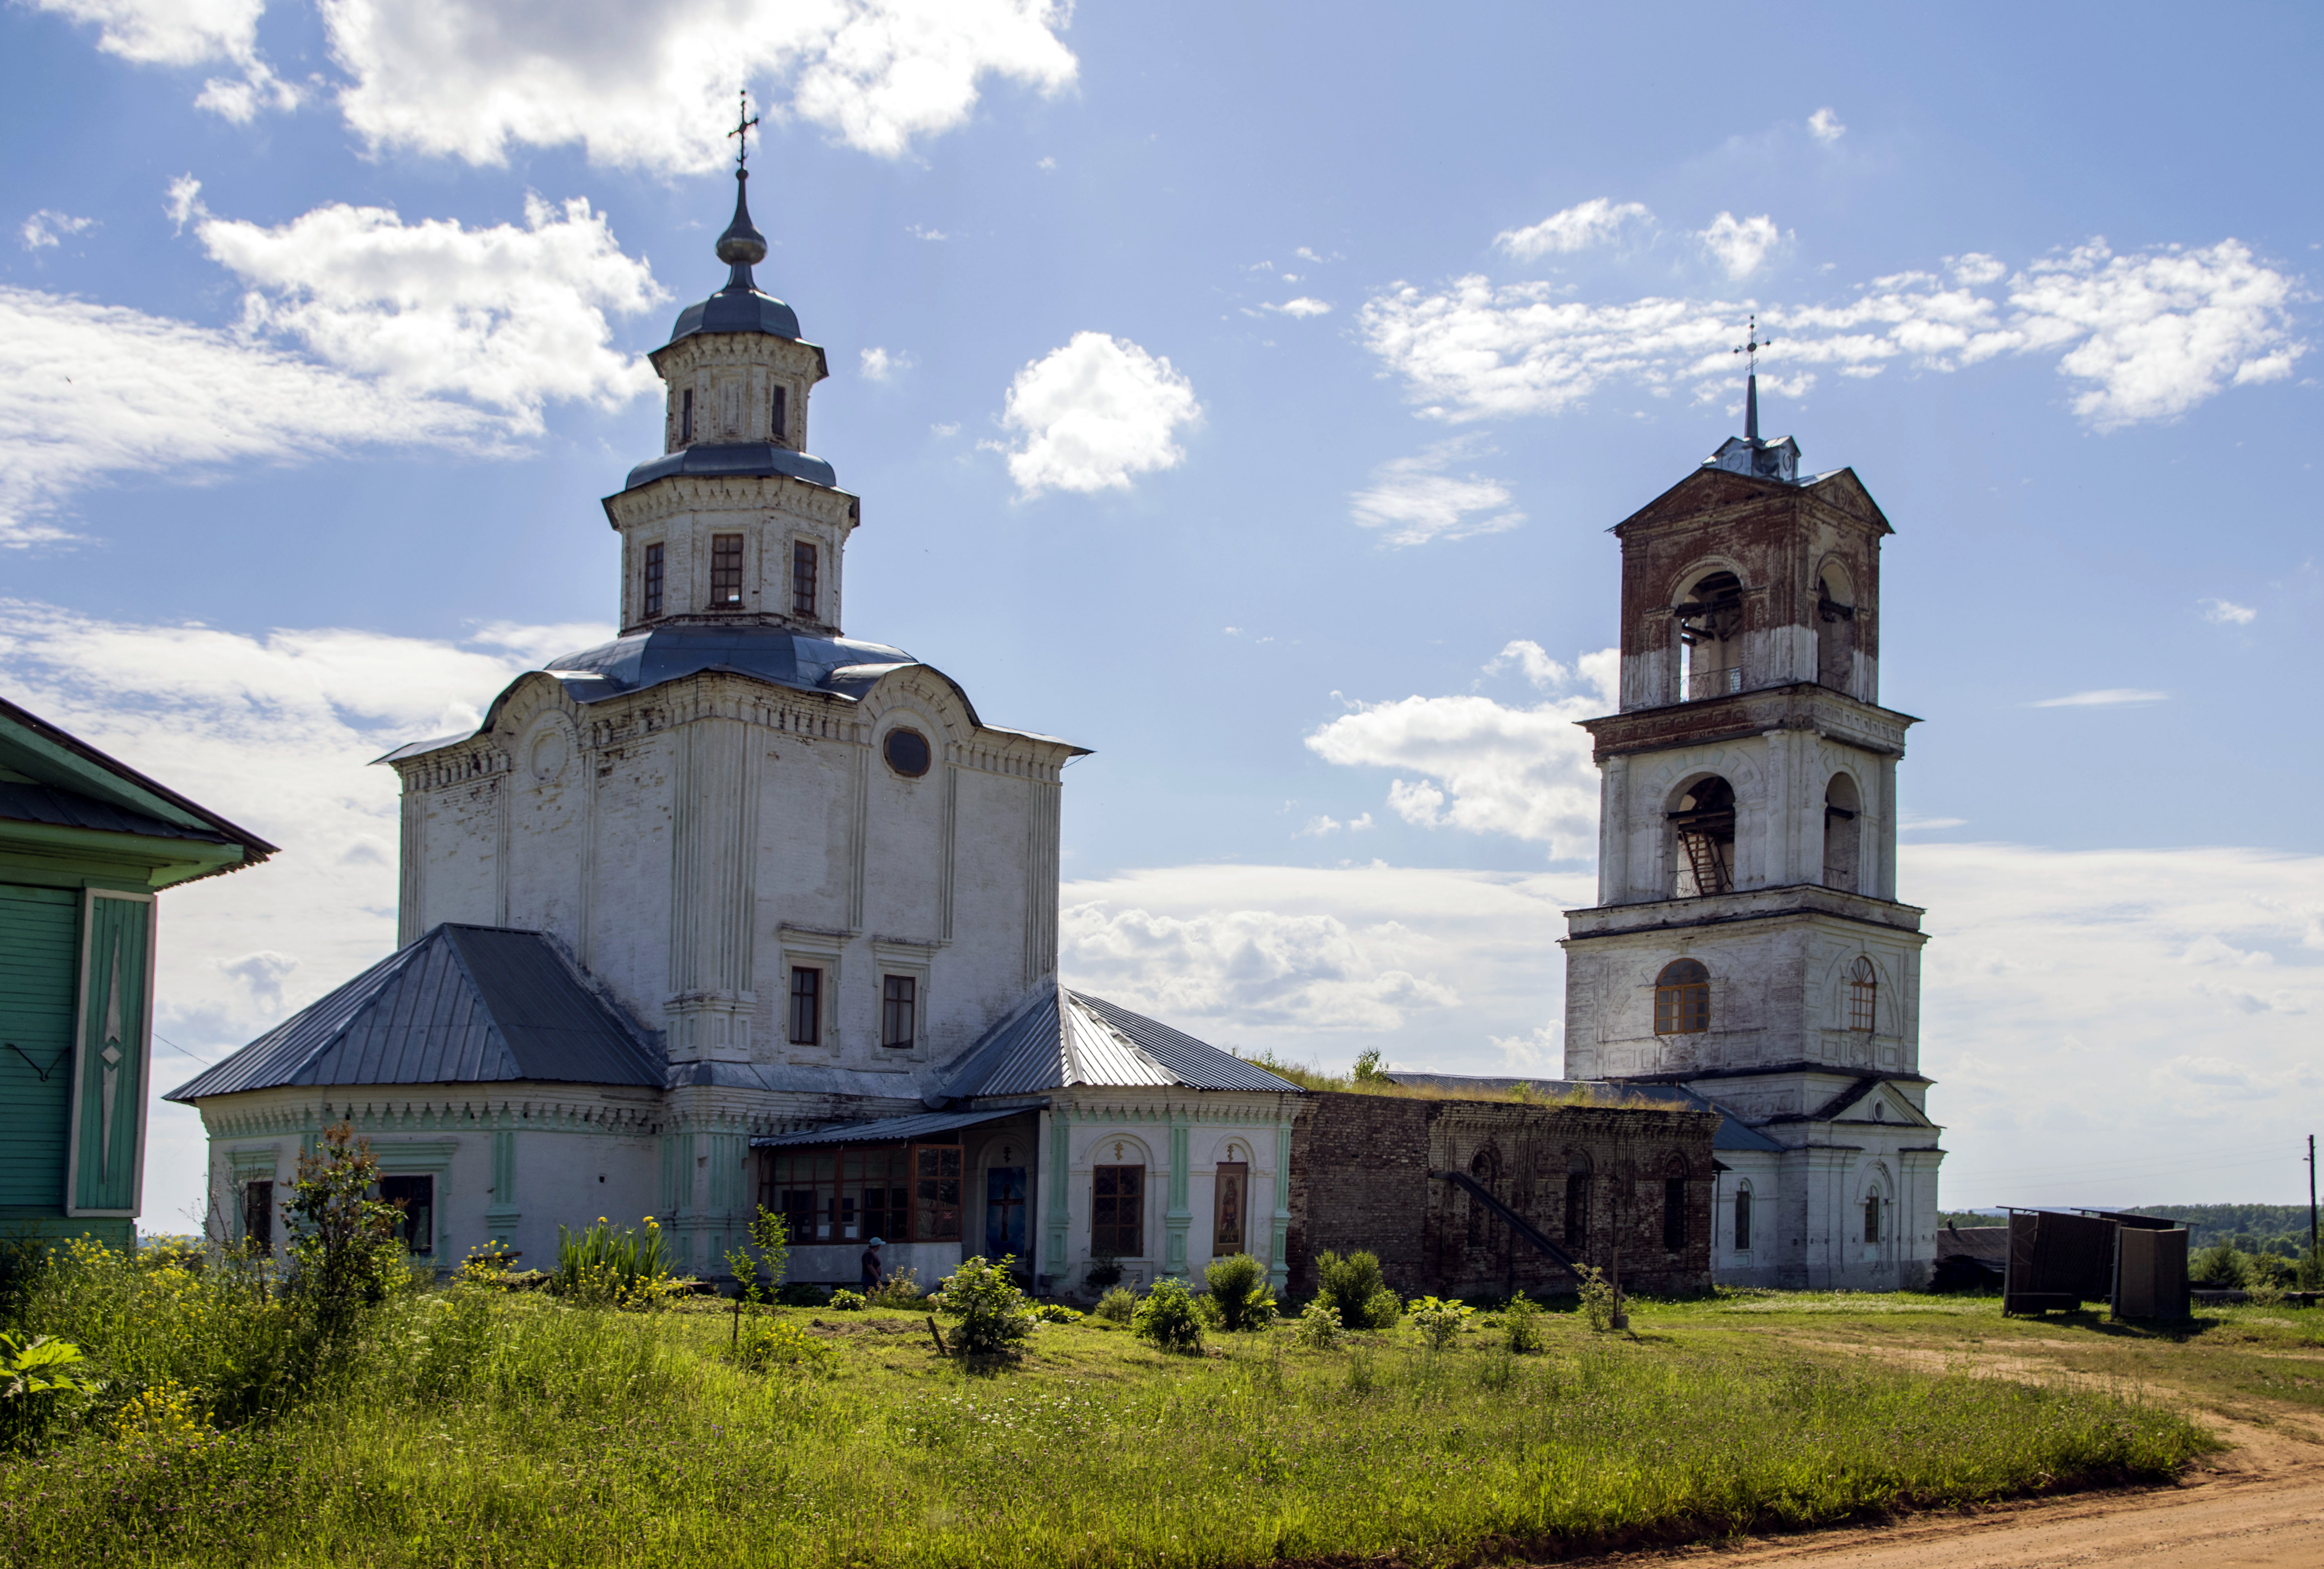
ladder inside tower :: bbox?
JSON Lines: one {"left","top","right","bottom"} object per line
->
{"left": 1676, "top": 828, "right": 1732, "bottom": 897}
{"left": 1668, "top": 777, "right": 1737, "bottom": 897}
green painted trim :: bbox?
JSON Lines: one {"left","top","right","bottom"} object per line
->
{"left": 0, "top": 821, "right": 241, "bottom": 887}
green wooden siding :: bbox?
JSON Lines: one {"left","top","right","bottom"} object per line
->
{"left": 0, "top": 885, "right": 77, "bottom": 1211}
{"left": 72, "top": 894, "right": 150, "bottom": 1214}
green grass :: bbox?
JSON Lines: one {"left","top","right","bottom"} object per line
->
{"left": 0, "top": 1258, "right": 2228, "bottom": 1569}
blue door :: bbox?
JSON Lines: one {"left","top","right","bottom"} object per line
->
{"left": 985, "top": 1166, "right": 1027, "bottom": 1262}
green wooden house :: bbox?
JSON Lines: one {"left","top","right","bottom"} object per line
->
{"left": 0, "top": 696, "right": 274, "bottom": 1247}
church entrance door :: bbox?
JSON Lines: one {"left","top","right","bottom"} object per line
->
{"left": 985, "top": 1167, "right": 1027, "bottom": 1261}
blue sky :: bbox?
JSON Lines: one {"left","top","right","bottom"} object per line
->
{"left": 4, "top": 0, "right": 2317, "bottom": 1222}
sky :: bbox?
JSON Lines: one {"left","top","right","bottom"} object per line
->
{"left": 1, "top": 0, "right": 2317, "bottom": 1228}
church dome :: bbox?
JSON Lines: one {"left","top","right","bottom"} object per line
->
{"left": 661, "top": 168, "right": 804, "bottom": 346}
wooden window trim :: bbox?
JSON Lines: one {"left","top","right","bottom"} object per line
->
{"left": 880, "top": 974, "right": 917, "bottom": 1049}
{"left": 709, "top": 533, "right": 745, "bottom": 608}
{"left": 761, "top": 1146, "right": 913, "bottom": 1245}
{"left": 1654, "top": 959, "right": 1710, "bottom": 1035}
{"left": 1092, "top": 1163, "right": 1145, "bottom": 1258}
{"left": 1848, "top": 956, "right": 1878, "bottom": 1032}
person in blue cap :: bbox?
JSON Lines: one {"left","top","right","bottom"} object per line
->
{"left": 861, "top": 1236, "right": 885, "bottom": 1294}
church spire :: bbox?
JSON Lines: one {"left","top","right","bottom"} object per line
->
{"left": 716, "top": 89, "right": 768, "bottom": 294}
{"left": 1734, "top": 315, "right": 1769, "bottom": 447}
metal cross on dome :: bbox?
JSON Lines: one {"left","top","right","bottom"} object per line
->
{"left": 1732, "top": 314, "right": 1774, "bottom": 376}
{"left": 729, "top": 88, "right": 760, "bottom": 172}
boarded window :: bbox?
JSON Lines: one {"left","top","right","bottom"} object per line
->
{"left": 792, "top": 541, "right": 817, "bottom": 618}
{"left": 642, "top": 541, "right": 664, "bottom": 619}
{"left": 1733, "top": 1187, "right": 1752, "bottom": 1251}
{"left": 1093, "top": 1164, "right": 1144, "bottom": 1257}
{"left": 911, "top": 1144, "right": 962, "bottom": 1241}
{"left": 787, "top": 966, "right": 820, "bottom": 1046}
{"left": 1654, "top": 958, "right": 1710, "bottom": 1035}
{"left": 378, "top": 1174, "right": 433, "bottom": 1256}
{"left": 1848, "top": 956, "right": 1877, "bottom": 1032}
{"left": 880, "top": 975, "right": 917, "bottom": 1048}
{"left": 1563, "top": 1171, "right": 1589, "bottom": 1248}
{"left": 710, "top": 534, "right": 745, "bottom": 606}
{"left": 242, "top": 1179, "right": 274, "bottom": 1251}
{"left": 1663, "top": 1176, "right": 1687, "bottom": 1251}
{"left": 1863, "top": 1195, "right": 1882, "bottom": 1244}
{"left": 772, "top": 385, "right": 788, "bottom": 444}
{"left": 1213, "top": 1161, "right": 1247, "bottom": 1254}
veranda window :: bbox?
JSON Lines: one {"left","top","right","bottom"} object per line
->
{"left": 763, "top": 1147, "right": 913, "bottom": 1244}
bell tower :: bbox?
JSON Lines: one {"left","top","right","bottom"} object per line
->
{"left": 1559, "top": 371, "right": 1944, "bottom": 1290}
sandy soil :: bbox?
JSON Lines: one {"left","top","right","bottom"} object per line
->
{"left": 1600, "top": 1340, "right": 2324, "bottom": 1569}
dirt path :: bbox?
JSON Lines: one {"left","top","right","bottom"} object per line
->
{"left": 1598, "top": 1340, "right": 2324, "bottom": 1568}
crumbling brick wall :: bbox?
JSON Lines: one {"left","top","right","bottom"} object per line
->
{"left": 1288, "top": 1092, "right": 1719, "bottom": 1300}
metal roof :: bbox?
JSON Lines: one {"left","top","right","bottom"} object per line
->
{"left": 619, "top": 441, "right": 838, "bottom": 495}
{"left": 532, "top": 625, "right": 922, "bottom": 709}
{"left": 934, "top": 981, "right": 1302, "bottom": 1099}
{"left": 166, "top": 924, "right": 662, "bottom": 1101}
{"left": 750, "top": 1105, "right": 1035, "bottom": 1150}
{"left": 0, "top": 781, "right": 231, "bottom": 844}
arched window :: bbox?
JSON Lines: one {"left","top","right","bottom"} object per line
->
{"left": 1817, "top": 562, "right": 1857, "bottom": 691}
{"left": 1677, "top": 570, "right": 1746, "bottom": 700}
{"left": 1466, "top": 1148, "right": 1500, "bottom": 1248}
{"left": 1823, "top": 774, "right": 1861, "bottom": 892}
{"left": 1654, "top": 958, "right": 1710, "bottom": 1035}
{"left": 1848, "top": 956, "right": 1878, "bottom": 1032}
{"left": 1733, "top": 1186, "right": 1753, "bottom": 1252}
{"left": 1564, "top": 1154, "right": 1590, "bottom": 1248}
{"left": 1671, "top": 777, "right": 1736, "bottom": 897}
{"left": 1662, "top": 1161, "right": 1690, "bottom": 1251}
{"left": 1862, "top": 1193, "right": 1882, "bottom": 1244}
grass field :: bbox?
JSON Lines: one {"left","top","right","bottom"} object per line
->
{"left": 0, "top": 1248, "right": 2277, "bottom": 1569}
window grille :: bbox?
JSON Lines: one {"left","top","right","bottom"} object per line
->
{"left": 787, "top": 966, "right": 820, "bottom": 1046}
{"left": 642, "top": 542, "right": 664, "bottom": 619}
{"left": 772, "top": 385, "right": 788, "bottom": 445}
{"left": 1092, "top": 1164, "right": 1145, "bottom": 1257}
{"left": 1848, "top": 956, "right": 1878, "bottom": 1031}
{"left": 911, "top": 1144, "right": 962, "bottom": 1241}
{"left": 1733, "top": 1187, "right": 1752, "bottom": 1251}
{"left": 1654, "top": 958, "right": 1710, "bottom": 1034}
{"left": 792, "top": 541, "right": 817, "bottom": 618}
{"left": 377, "top": 1174, "right": 433, "bottom": 1256}
{"left": 1663, "top": 1177, "right": 1688, "bottom": 1251}
{"left": 880, "top": 974, "right": 917, "bottom": 1048}
{"left": 710, "top": 533, "right": 745, "bottom": 606}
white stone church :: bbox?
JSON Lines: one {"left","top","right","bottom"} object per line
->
{"left": 172, "top": 169, "right": 1943, "bottom": 1296}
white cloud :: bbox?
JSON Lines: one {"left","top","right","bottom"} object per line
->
{"left": 992, "top": 331, "right": 1201, "bottom": 496}
{"left": 1948, "top": 253, "right": 2007, "bottom": 287}
{"left": 1482, "top": 638, "right": 1568, "bottom": 690}
{"left": 166, "top": 174, "right": 205, "bottom": 233}
{"left": 30, "top": 0, "right": 263, "bottom": 66}
{"left": 1807, "top": 107, "right": 1845, "bottom": 143}
{"left": 860, "top": 346, "right": 913, "bottom": 382}
{"left": 2200, "top": 597, "right": 2257, "bottom": 625}
{"left": 1296, "top": 812, "right": 1373, "bottom": 837}
{"left": 20, "top": 210, "right": 96, "bottom": 251}
{"left": 930, "top": 421, "right": 961, "bottom": 437}
{"left": 1036, "top": 156, "right": 1056, "bottom": 170}
{"left": 1698, "top": 211, "right": 1786, "bottom": 279}
{"left": 1360, "top": 237, "right": 2302, "bottom": 429}
{"left": 1348, "top": 441, "right": 1524, "bottom": 546}
{"left": 194, "top": 193, "right": 664, "bottom": 423}
{"left": 2027, "top": 688, "right": 2169, "bottom": 707}
{"left": 1494, "top": 198, "right": 1652, "bottom": 260}
{"left": 906, "top": 224, "right": 949, "bottom": 242}
{"left": 319, "top": 0, "right": 1076, "bottom": 169}
{"left": 1304, "top": 649, "right": 1617, "bottom": 858}
{"left": 192, "top": 57, "right": 303, "bottom": 122}
{"left": 1264, "top": 297, "right": 1332, "bottom": 317}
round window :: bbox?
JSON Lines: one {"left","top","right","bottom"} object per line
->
{"left": 883, "top": 727, "right": 931, "bottom": 778}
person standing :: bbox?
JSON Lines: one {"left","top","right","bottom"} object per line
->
{"left": 861, "top": 1236, "right": 884, "bottom": 1293}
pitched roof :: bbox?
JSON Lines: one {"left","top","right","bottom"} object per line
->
{"left": 165, "top": 924, "right": 661, "bottom": 1101}
{"left": 750, "top": 1105, "right": 1032, "bottom": 1150}
{"left": 934, "top": 980, "right": 1301, "bottom": 1099}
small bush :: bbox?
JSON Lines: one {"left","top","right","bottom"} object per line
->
{"left": 868, "top": 1267, "right": 922, "bottom": 1308}
{"left": 1202, "top": 1254, "right": 1277, "bottom": 1332}
{"left": 1084, "top": 1255, "right": 1124, "bottom": 1291}
{"left": 1501, "top": 1291, "right": 1544, "bottom": 1354}
{"left": 1407, "top": 1295, "right": 1474, "bottom": 1351}
{"left": 283, "top": 1122, "right": 410, "bottom": 1346}
{"left": 2190, "top": 1242, "right": 2247, "bottom": 1289}
{"left": 1029, "top": 1302, "right": 1080, "bottom": 1324}
{"left": 827, "top": 1289, "right": 867, "bottom": 1312}
{"left": 1094, "top": 1286, "right": 1137, "bottom": 1324}
{"left": 1132, "top": 1278, "right": 1203, "bottom": 1355}
{"left": 1292, "top": 1297, "right": 1345, "bottom": 1350}
{"left": 774, "top": 1281, "right": 830, "bottom": 1308}
{"left": 735, "top": 1316, "right": 834, "bottom": 1372}
{"left": 1314, "top": 1250, "right": 1401, "bottom": 1329}
{"left": 936, "top": 1255, "right": 1037, "bottom": 1356}
{"left": 1576, "top": 1264, "right": 1620, "bottom": 1332}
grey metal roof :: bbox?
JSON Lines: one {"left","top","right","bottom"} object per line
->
{"left": 619, "top": 442, "right": 837, "bottom": 495}
{"left": 165, "top": 924, "right": 661, "bottom": 1101}
{"left": 0, "top": 781, "right": 231, "bottom": 844}
{"left": 534, "top": 625, "right": 920, "bottom": 709}
{"left": 934, "top": 982, "right": 1302, "bottom": 1099}
{"left": 750, "top": 1105, "right": 1035, "bottom": 1150}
